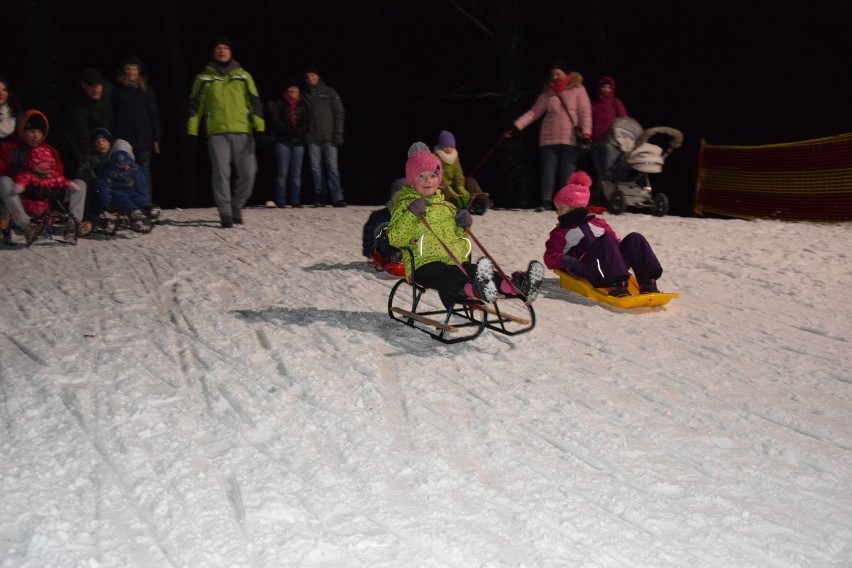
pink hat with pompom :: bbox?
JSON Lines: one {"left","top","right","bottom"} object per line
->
{"left": 553, "top": 170, "right": 592, "bottom": 208}
{"left": 405, "top": 142, "right": 442, "bottom": 185}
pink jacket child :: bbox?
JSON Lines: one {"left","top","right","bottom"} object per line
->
{"left": 14, "top": 144, "right": 80, "bottom": 217}
{"left": 543, "top": 171, "right": 663, "bottom": 297}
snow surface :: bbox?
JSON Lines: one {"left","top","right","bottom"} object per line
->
{"left": 1, "top": 206, "right": 850, "bottom": 568}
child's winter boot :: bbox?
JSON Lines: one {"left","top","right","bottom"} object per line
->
{"left": 639, "top": 279, "right": 659, "bottom": 294}
{"left": 472, "top": 257, "right": 498, "bottom": 303}
{"left": 607, "top": 280, "right": 630, "bottom": 297}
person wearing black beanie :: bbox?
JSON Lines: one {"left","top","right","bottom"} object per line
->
{"left": 187, "top": 36, "right": 265, "bottom": 228}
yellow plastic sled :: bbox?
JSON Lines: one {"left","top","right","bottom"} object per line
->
{"left": 553, "top": 269, "right": 679, "bottom": 308}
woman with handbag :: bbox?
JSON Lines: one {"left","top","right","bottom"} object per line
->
{"left": 505, "top": 61, "right": 592, "bottom": 211}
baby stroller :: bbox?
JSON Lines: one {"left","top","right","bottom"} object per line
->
{"left": 596, "top": 117, "right": 683, "bottom": 216}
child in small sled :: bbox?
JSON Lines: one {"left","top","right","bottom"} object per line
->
{"left": 543, "top": 170, "right": 663, "bottom": 297}
{"left": 388, "top": 142, "right": 543, "bottom": 308}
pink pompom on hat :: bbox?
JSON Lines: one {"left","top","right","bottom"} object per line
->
{"left": 553, "top": 170, "right": 593, "bottom": 208}
{"left": 405, "top": 142, "right": 442, "bottom": 184}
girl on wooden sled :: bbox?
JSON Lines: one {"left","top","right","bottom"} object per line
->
{"left": 388, "top": 142, "right": 544, "bottom": 308}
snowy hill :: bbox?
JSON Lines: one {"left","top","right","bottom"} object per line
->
{"left": 1, "top": 206, "right": 850, "bottom": 567}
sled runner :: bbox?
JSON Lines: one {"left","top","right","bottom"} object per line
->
{"left": 23, "top": 194, "right": 81, "bottom": 247}
{"left": 388, "top": 227, "right": 537, "bottom": 343}
{"left": 388, "top": 276, "right": 536, "bottom": 344}
{"left": 554, "top": 268, "right": 679, "bottom": 308}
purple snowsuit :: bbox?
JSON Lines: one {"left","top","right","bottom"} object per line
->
{"left": 544, "top": 208, "right": 662, "bottom": 287}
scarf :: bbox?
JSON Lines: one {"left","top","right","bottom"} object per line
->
{"left": 284, "top": 96, "right": 298, "bottom": 128}
{"left": 549, "top": 73, "right": 573, "bottom": 94}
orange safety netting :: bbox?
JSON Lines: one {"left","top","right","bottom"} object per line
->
{"left": 694, "top": 133, "right": 852, "bottom": 221}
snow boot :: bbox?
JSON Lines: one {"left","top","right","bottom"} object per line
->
{"left": 24, "top": 220, "right": 44, "bottom": 247}
{"left": 515, "top": 260, "right": 545, "bottom": 302}
{"left": 220, "top": 214, "right": 233, "bottom": 228}
{"left": 129, "top": 209, "right": 153, "bottom": 233}
{"left": 64, "top": 218, "right": 79, "bottom": 245}
{"left": 639, "top": 279, "right": 660, "bottom": 294}
{"left": 472, "top": 257, "right": 498, "bottom": 303}
{"left": 232, "top": 208, "right": 243, "bottom": 225}
{"left": 143, "top": 203, "right": 162, "bottom": 221}
{"left": 607, "top": 280, "right": 631, "bottom": 297}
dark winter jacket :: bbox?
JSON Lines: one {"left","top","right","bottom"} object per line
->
{"left": 591, "top": 77, "right": 628, "bottom": 143}
{"left": 98, "top": 158, "right": 150, "bottom": 213}
{"left": 266, "top": 96, "right": 308, "bottom": 144}
{"left": 302, "top": 80, "right": 344, "bottom": 145}
{"left": 63, "top": 83, "right": 113, "bottom": 167}
{"left": 113, "top": 77, "right": 161, "bottom": 154}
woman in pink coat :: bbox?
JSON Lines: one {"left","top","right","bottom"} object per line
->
{"left": 506, "top": 61, "right": 592, "bottom": 211}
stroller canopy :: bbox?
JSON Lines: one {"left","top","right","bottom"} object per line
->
{"left": 607, "top": 117, "right": 644, "bottom": 153}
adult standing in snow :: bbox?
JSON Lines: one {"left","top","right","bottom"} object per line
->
{"left": 63, "top": 67, "right": 113, "bottom": 174}
{"left": 590, "top": 76, "right": 628, "bottom": 183}
{"left": 302, "top": 65, "right": 346, "bottom": 207}
{"left": 266, "top": 78, "right": 308, "bottom": 208}
{"left": 505, "top": 61, "right": 592, "bottom": 211}
{"left": 0, "top": 75, "right": 22, "bottom": 241}
{"left": 187, "top": 36, "right": 265, "bottom": 228}
{"left": 112, "top": 56, "right": 161, "bottom": 203}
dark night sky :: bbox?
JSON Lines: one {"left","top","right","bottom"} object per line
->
{"left": 3, "top": 0, "right": 852, "bottom": 216}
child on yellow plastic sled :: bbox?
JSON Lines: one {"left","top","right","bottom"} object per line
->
{"left": 543, "top": 170, "right": 663, "bottom": 297}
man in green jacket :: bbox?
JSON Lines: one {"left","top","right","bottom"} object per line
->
{"left": 188, "top": 36, "right": 265, "bottom": 228}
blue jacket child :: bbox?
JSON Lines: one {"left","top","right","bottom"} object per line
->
{"left": 97, "top": 150, "right": 152, "bottom": 232}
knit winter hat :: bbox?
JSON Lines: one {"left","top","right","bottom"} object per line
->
{"left": 437, "top": 130, "right": 456, "bottom": 149}
{"left": 405, "top": 142, "right": 442, "bottom": 185}
{"left": 18, "top": 109, "right": 48, "bottom": 137}
{"left": 211, "top": 35, "right": 233, "bottom": 50}
{"left": 553, "top": 170, "right": 593, "bottom": 208}
{"left": 81, "top": 67, "right": 104, "bottom": 86}
{"left": 93, "top": 127, "right": 113, "bottom": 142}
{"left": 305, "top": 65, "right": 320, "bottom": 75}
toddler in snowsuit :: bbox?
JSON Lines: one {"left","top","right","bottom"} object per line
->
{"left": 14, "top": 144, "right": 80, "bottom": 218}
{"left": 388, "top": 142, "right": 543, "bottom": 308}
{"left": 97, "top": 150, "right": 152, "bottom": 232}
{"left": 543, "top": 170, "right": 662, "bottom": 297}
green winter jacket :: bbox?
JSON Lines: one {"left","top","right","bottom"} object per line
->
{"left": 437, "top": 152, "right": 470, "bottom": 207}
{"left": 388, "top": 185, "right": 472, "bottom": 277}
{"left": 187, "top": 60, "right": 265, "bottom": 137}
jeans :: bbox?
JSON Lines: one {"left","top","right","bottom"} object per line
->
{"left": 136, "top": 149, "right": 153, "bottom": 202}
{"left": 274, "top": 142, "right": 305, "bottom": 206}
{"left": 540, "top": 144, "right": 579, "bottom": 205}
{"left": 307, "top": 141, "right": 344, "bottom": 203}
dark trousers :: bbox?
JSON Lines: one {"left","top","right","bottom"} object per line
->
{"left": 569, "top": 232, "right": 662, "bottom": 287}
{"left": 413, "top": 261, "right": 477, "bottom": 308}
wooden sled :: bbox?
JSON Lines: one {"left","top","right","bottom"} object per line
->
{"left": 388, "top": 277, "right": 536, "bottom": 344}
{"left": 553, "top": 269, "right": 679, "bottom": 308}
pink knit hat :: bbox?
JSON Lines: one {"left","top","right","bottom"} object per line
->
{"left": 553, "top": 170, "right": 592, "bottom": 208}
{"left": 405, "top": 143, "right": 442, "bottom": 185}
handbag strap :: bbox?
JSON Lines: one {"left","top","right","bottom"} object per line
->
{"left": 555, "top": 92, "right": 576, "bottom": 128}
